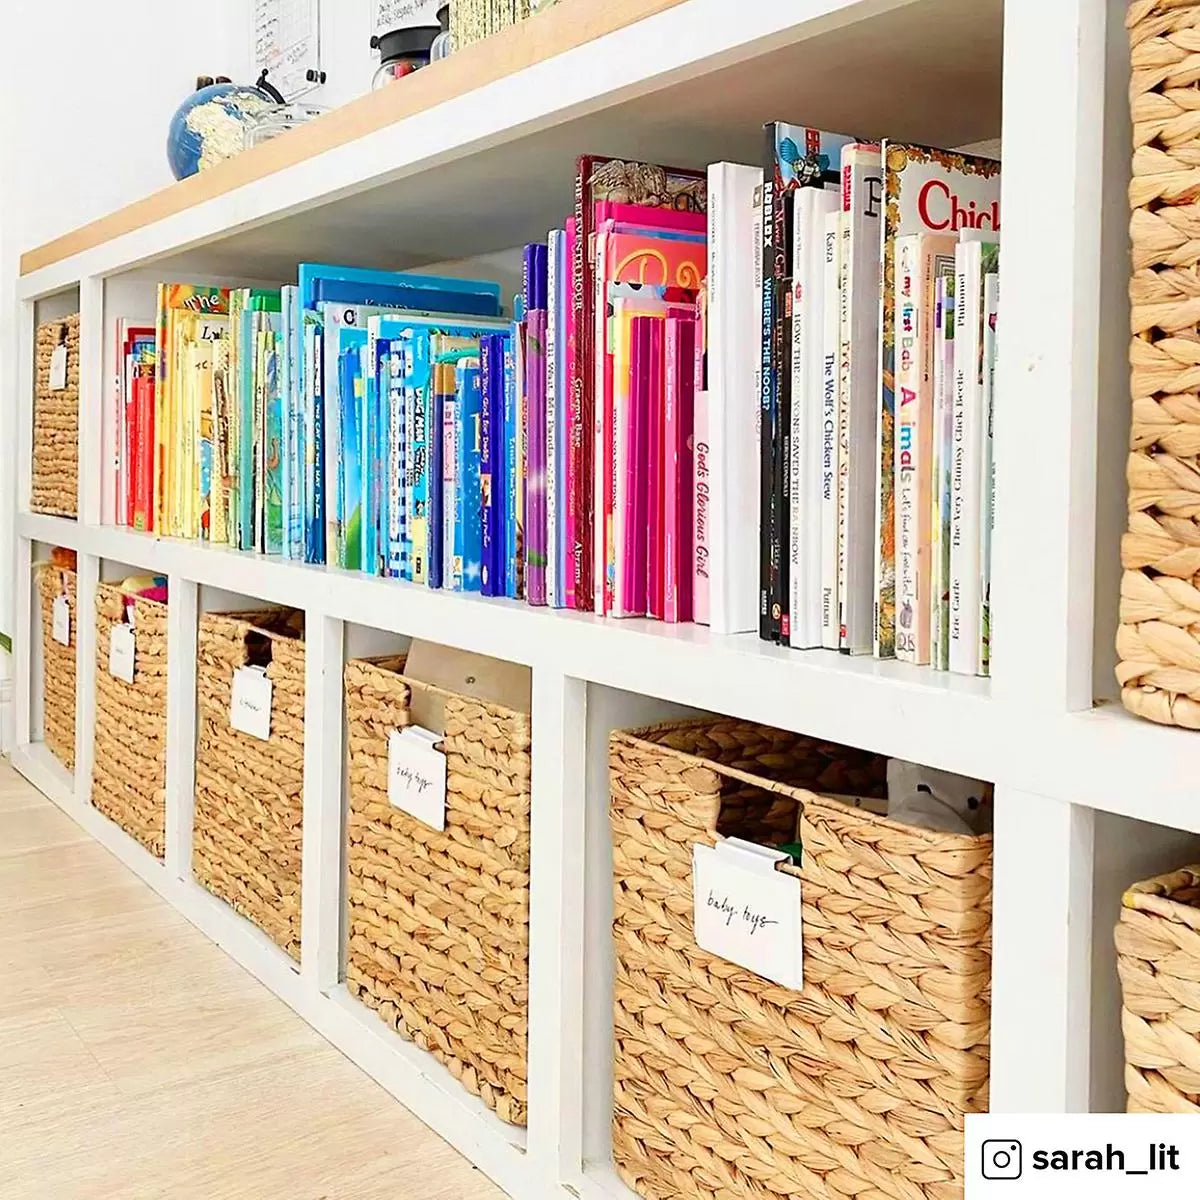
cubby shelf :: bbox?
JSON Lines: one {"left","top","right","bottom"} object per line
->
{"left": 6, "top": 0, "right": 1178, "bottom": 1197}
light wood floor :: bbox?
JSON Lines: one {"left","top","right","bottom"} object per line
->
{"left": 0, "top": 760, "right": 505, "bottom": 1200}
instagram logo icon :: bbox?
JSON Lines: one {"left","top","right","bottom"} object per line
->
{"left": 982, "top": 1140, "right": 1023, "bottom": 1180}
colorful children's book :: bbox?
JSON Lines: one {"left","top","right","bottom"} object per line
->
{"left": 931, "top": 273, "right": 956, "bottom": 669}
{"left": 525, "top": 310, "right": 548, "bottom": 605}
{"left": 298, "top": 263, "right": 502, "bottom": 320}
{"left": 571, "top": 156, "right": 707, "bottom": 611}
{"left": 663, "top": 314, "right": 696, "bottom": 623}
{"left": 760, "top": 124, "right": 854, "bottom": 644}
{"left": 480, "top": 334, "right": 502, "bottom": 597}
{"left": 875, "top": 142, "right": 1000, "bottom": 659}
{"left": 505, "top": 331, "right": 521, "bottom": 600}
{"left": 456, "top": 359, "right": 484, "bottom": 593}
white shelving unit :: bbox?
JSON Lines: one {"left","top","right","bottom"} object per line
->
{"left": 8, "top": 1, "right": 1199, "bottom": 1196}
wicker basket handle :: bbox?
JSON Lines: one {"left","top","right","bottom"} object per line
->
{"left": 1123, "top": 866, "right": 1200, "bottom": 930}
{"left": 243, "top": 627, "right": 275, "bottom": 669}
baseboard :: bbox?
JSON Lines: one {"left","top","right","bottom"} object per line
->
{"left": 0, "top": 678, "right": 13, "bottom": 756}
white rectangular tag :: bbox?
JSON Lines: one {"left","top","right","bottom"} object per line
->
{"left": 108, "top": 624, "right": 135, "bottom": 683}
{"left": 692, "top": 838, "right": 803, "bottom": 990}
{"left": 49, "top": 344, "right": 68, "bottom": 391}
{"left": 387, "top": 726, "right": 447, "bottom": 831}
{"left": 51, "top": 594, "right": 70, "bottom": 646}
{"left": 230, "top": 665, "right": 272, "bottom": 741}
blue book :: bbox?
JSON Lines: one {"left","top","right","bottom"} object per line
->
{"left": 298, "top": 263, "right": 502, "bottom": 319}
{"left": 339, "top": 343, "right": 364, "bottom": 571}
{"left": 456, "top": 360, "right": 483, "bottom": 593}
{"left": 503, "top": 334, "right": 520, "bottom": 599}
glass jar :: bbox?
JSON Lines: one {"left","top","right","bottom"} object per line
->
{"left": 430, "top": 5, "right": 452, "bottom": 62}
{"left": 371, "top": 26, "right": 440, "bottom": 89}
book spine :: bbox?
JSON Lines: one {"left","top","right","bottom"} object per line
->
{"left": 980, "top": 271, "right": 999, "bottom": 676}
{"left": 526, "top": 313, "right": 548, "bottom": 605}
{"left": 564, "top": 216, "right": 579, "bottom": 610}
{"left": 757, "top": 160, "right": 776, "bottom": 641}
{"left": 664, "top": 318, "right": 680, "bottom": 623}
{"left": 133, "top": 376, "right": 155, "bottom": 532}
{"left": 593, "top": 229, "right": 610, "bottom": 614}
{"left": 414, "top": 344, "right": 432, "bottom": 586}
{"left": 677, "top": 317, "right": 696, "bottom": 624}
{"left": 648, "top": 315, "right": 666, "bottom": 621}
{"left": 360, "top": 340, "right": 376, "bottom": 572}
{"left": 279, "top": 305, "right": 292, "bottom": 558}
{"left": 842, "top": 144, "right": 883, "bottom": 656}
{"left": 323, "top": 321, "right": 341, "bottom": 568}
{"left": 623, "top": 316, "right": 653, "bottom": 617}
{"left": 776, "top": 190, "right": 794, "bottom": 646}
{"left": 949, "top": 242, "right": 983, "bottom": 674}
{"left": 459, "top": 363, "right": 483, "bottom": 593}
{"left": 388, "top": 344, "right": 404, "bottom": 578}
{"left": 571, "top": 160, "right": 592, "bottom": 612}
{"left": 819, "top": 210, "right": 841, "bottom": 648}
{"left": 443, "top": 385, "right": 459, "bottom": 590}
{"left": 480, "top": 336, "right": 498, "bottom": 596}
{"left": 693, "top": 387, "right": 710, "bottom": 624}
{"left": 427, "top": 358, "right": 446, "bottom": 591}
{"left": 836, "top": 210, "right": 851, "bottom": 649}
{"left": 545, "top": 233, "right": 559, "bottom": 606}
{"left": 893, "top": 234, "right": 921, "bottom": 663}
{"left": 932, "top": 275, "right": 956, "bottom": 668}
{"left": 505, "top": 335, "right": 520, "bottom": 599}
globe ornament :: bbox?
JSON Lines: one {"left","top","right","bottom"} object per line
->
{"left": 166, "top": 83, "right": 279, "bottom": 181}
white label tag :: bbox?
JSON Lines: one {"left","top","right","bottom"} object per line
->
{"left": 51, "top": 594, "right": 70, "bottom": 645}
{"left": 692, "top": 838, "right": 803, "bottom": 990}
{"left": 108, "top": 624, "right": 136, "bottom": 683}
{"left": 230, "top": 665, "right": 272, "bottom": 741}
{"left": 387, "top": 726, "right": 447, "bottom": 831}
{"left": 49, "top": 344, "right": 68, "bottom": 391}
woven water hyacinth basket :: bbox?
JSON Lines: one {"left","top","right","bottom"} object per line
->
{"left": 91, "top": 583, "right": 167, "bottom": 859}
{"left": 194, "top": 609, "right": 305, "bottom": 960}
{"left": 1116, "top": 867, "right": 1200, "bottom": 1113}
{"left": 344, "top": 656, "right": 531, "bottom": 1125}
{"left": 32, "top": 315, "right": 79, "bottom": 517}
{"left": 1119, "top": 2, "right": 1200, "bottom": 727}
{"left": 610, "top": 718, "right": 994, "bottom": 1200}
{"left": 38, "top": 566, "right": 77, "bottom": 770}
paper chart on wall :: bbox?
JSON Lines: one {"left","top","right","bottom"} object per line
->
{"left": 253, "top": 0, "right": 322, "bottom": 102}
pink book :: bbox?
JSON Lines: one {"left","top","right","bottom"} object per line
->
{"left": 693, "top": 387, "right": 710, "bottom": 625}
{"left": 664, "top": 314, "right": 697, "bottom": 623}
{"left": 594, "top": 202, "right": 707, "bottom": 236}
{"left": 622, "top": 316, "right": 657, "bottom": 617}
{"left": 608, "top": 295, "right": 692, "bottom": 615}
{"left": 647, "top": 318, "right": 667, "bottom": 620}
{"left": 594, "top": 225, "right": 705, "bottom": 611}
{"left": 563, "top": 217, "right": 578, "bottom": 610}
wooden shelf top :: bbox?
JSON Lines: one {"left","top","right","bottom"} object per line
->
{"left": 19, "top": 0, "right": 686, "bottom": 277}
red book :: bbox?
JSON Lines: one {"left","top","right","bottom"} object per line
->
{"left": 571, "top": 155, "right": 706, "bottom": 612}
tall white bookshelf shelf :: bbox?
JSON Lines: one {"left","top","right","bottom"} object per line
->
{"left": 8, "top": 0, "right": 1198, "bottom": 1195}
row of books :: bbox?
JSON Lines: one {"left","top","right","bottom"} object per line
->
{"left": 752, "top": 128, "right": 1001, "bottom": 676}
{"left": 103, "top": 139, "right": 999, "bottom": 675}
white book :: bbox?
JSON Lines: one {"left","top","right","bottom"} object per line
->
{"left": 980, "top": 271, "right": 999, "bottom": 675}
{"left": 949, "top": 238, "right": 987, "bottom": 675}
{"left": 838, "top": 144, "right": 883, "bottom": 655}
{"left": 930, "top": 274, "right": 956, "bottom": 670}
{"left": 819, "top": 210, "right": 842, "bottom": 649}
{"left": 707, "top": 161, "right": 765, "bottom": 636}
{"left": 893, "top": 234, "right": 956, "bottom": 664}
{"left": 788, "top": 187, "right": 839, "bottom": 649}
{"left": 546, "top": 228, "right": 561, "bottom": 607}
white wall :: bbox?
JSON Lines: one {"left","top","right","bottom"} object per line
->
{"left": 0, "top": 1, "right": 388, "bottom": 654}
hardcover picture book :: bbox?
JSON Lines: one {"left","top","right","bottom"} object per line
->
{"left": 875, "top": 142, "right": 1000, "bottom": 659}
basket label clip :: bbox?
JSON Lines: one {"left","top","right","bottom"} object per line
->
{"left": 231, "top": 665, "right": 273, "bottom": 741}
{"left": 388, "top": 725, "right": 447, "bottom": 831}
{"left": 692, "top": 838, "right": 803, "bottom": 989}
{"left": 109, "top": 623, "right": 136, "bottom": 684}
{"left": 51, "top": 593, "right": 70, "bottom": 646}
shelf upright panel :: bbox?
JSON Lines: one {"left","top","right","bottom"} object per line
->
{"left": 14, "top": 296, "right": 36, "bottom": 750}
{"left": 164, "top": 574, "right": 199, "bottom": 883}
{"left": 526, "top": 669, "right": 589, "bottom": 1188}
{"left": 301, "top": 612, "right": 347, "bottom": 993}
